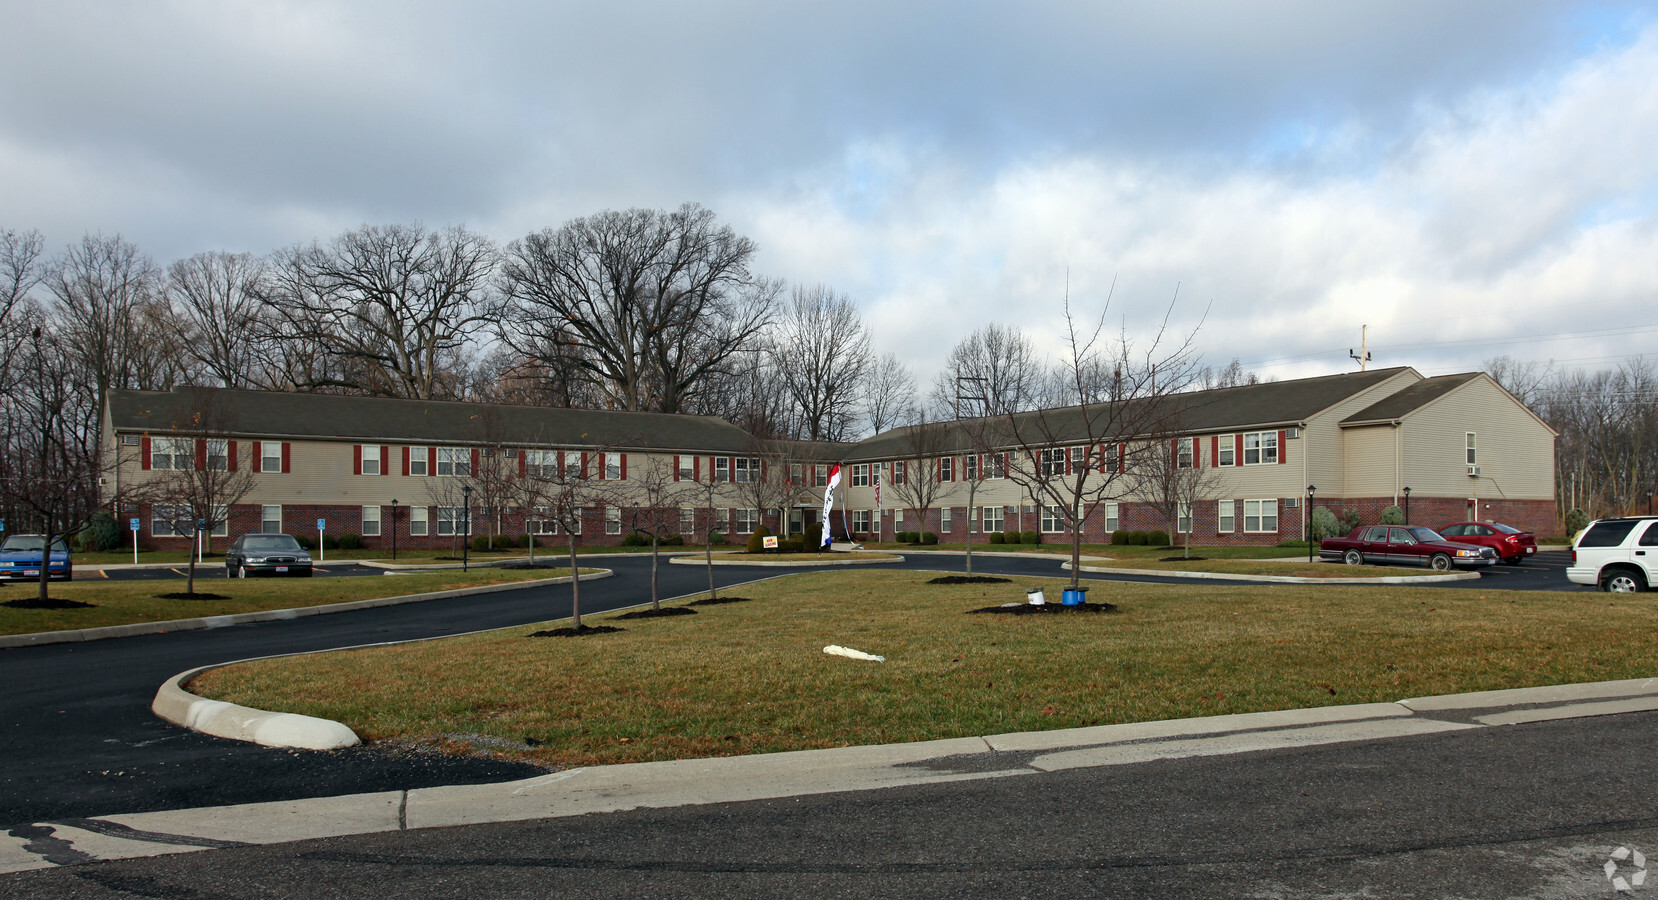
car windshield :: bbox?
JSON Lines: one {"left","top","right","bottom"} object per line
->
{"left": 243, "top": 536, "right": 302, "bottom": 551}
{"left": 1408, "top": 527, "right": 1446, "bottom": 543}
{"left": 1, "top": 536, "right": 69, "bottom": 552}
{"left": 1489, "top": 522, "right": 1520, "bottom": 534}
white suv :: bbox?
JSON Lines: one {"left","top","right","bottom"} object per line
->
{"left": 1567, "top": 516, "right": 1658, "bottom": 592}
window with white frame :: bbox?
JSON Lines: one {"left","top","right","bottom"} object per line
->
{"left": 1041, "top": 505, "right": 1065, "bottom": 533}
{"left": 1176, "top": 439, "right": 1194, "bottom": 470}
{"left": 711, "top": 508, "right": 729, "bottom": 535}
{"left": 678, "top": 456, "right": 696, "bottom": 480}
{"left": 964, "top": 454, "right": 978, "bottom": 480}
{"left": 260, "top": 505, "right": 282, "bottom": 533}
{"left": 715, "top": 457, "right": 730, "bottom": 482}
{"left": 1039, "top": 448, "right": 1066, "bottom": 477}
{"left": 734, "top": 508, "right": 758, "bottom": 534}
{"left": 852, "top": 509, "right": 871, "bottom": 533}
{"left": 894, "top": 509, "right": 905, "bottom": 532}
{"left": 566, "top": 509, "right": 582, "bottom": 535}
{"left": 1104, "top": 502, "right": 1119, "bottom": 533}
{"left": 941, "top": 507, "right": 952, "bottom": 532}
{"left": 1177, "top": 501, "right": 1192, "bottom": 533}
{"left": 734, "top": 457, "right": 758, "bottom": 484}
{"left": 981, "top": 505, "right": 1004, "bottom": 534}
{"left": 260, "top": 441, "right": 282, "bottom": 473}
{"left": 1218, "top": 499, "right": 1235, "bottom": 533}
{"left": 409, "top": 446, "right": 429, "bottom": 476}
{"left": 605, "top": 452, "right": 622, "bottom": 480}
{"left": 680, "top": 507, "right": 696, "bottom": 535}
{"left": 150, "top": 437, "right": 193, "bottom": 471}
{"left": 815, "top": 464, "right": 828, "bottom": 485}
{"left": 892, "top": 461, "right": 906, "bottom": 485}
{"left": 789, "top": 463, "right": 804, "bottom": 484}
{"left": 1466, "top": 432, "right": 1477, "bottom": 465}
{"left": 1242, "top": 432, "right": 1278, "bottom": 465}
{"left": 362, "top": 505, "right": 382, "bottom": 537}
{"left": 1217, "top": 435, "right": 1235, "bottom": 467}
{"left": 939, "top": 457, "right": 954, "bottom": 482}
{"left": 1244, "top": 499, "right": 1278, "bottom": 533}
{"left": 524, "top": 450, "right": 558, "bottom": 479}
{"left": 361, "top": 445, "right": 382, "bottom": 476}
{"left": 436, "top": 447, "right": 468, "bottom": 477}
{"left": 990, "top": 453, "right": 1007, "bottom": 479}
{"left": 409, "top": 506, "right": 429, "bottom": 536}
{"left": 531, "top": 507, "right": 557, "bottom": 535}
{"left": 204, "top": 439, "right": 229, "bottom": 471}
{"left": 563, "top": 451, "right": 583, "bottom": 479}
{"left": 851, "top": 463, "right": 869, "bottom": 487}
{"left": 437, "top": 506, "right": 472, "bottom": 536}
{"left": 152, "top": 505, "right": 228, "bottom": 537}
{"left": 606, "top": 506, "right": 622, "bottom": 535}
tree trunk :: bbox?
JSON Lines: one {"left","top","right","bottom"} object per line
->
{"left": 567, "top": 534, "right": 581, "bottom": 629}
{"left": 650, "top": 536, "right": 661, "bottom": 610}
{"left": 36, "top": 530, "right": 54, "bottom": 605}
{"left": 705, "top": 538, "right": 718, "bottom": 600}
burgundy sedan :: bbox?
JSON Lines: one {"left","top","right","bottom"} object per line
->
{"left": 1435, "top": 521, "right": 1537, "bottom": 565}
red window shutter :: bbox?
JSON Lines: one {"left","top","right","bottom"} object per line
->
{"left": 1117, "top": 444, "right": 1125, "bottom": 473}
{"left": 1065, "top": 447, "right": 1073, "bottom": 476}
{"left": 381, "top": 446, "right": 390, "bottom": 475}
{"left": 228, "top": 440, "right": 238, "bottom": 472}
{"left": 1278, "top": 430, "right": 1287, "bottom": 464}
{"left": 1170, "top": 439, "right": 1178, "bottom": 469}
{"left": 673, "top": 455, "right": 681, "bottom": 481}
{"left": 195, "top": 438, "right": 207, "bottom": 471}
{"left": 427, "top": 446, "right": 436, "bottom": 474}
{"left": 1235, "top": 434, "right": 1244, "bottom": 464}
{"left": 141, "top": 435, "right": 151, "bottom": 470}
{"left": 353, "top": 445, "right": 362, "bottom": 475}
{"left": 402, "top": 446, "right": 410, "bottom": 476}
{"left": 759, "top": 459, "right": 766, "bottom": 482}
{"left": 581, "top": 452, "right": 589, "bottom": 478}
{"left": 471, "top": 448, "right": 480, "bottom": 473}
{"left": 620, "top": 453, "right": 628, "bottom": 480}
{"left": 694, "top": 457, "right": 701, "bottom": 482}
{"left": 282, "top": 442, "right": 291, "bottom": 474}
{"left": 518, "top": 452, "right": 527, "bottom": 477}
{"left": 725, "top": 457, "right": 734, "bottom": 482}
{"left": 1211, "top": 435, "right": 1219, "bottom": 466}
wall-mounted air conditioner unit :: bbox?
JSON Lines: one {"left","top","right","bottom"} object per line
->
{"left": 1467, "top": 465, "right": 1482, "bottom": 477}
{"left": 1283, "top": 497, "right": 1299, "bottom": 508}
{"left": 1286, "top": 427, "right": 1301, "bottom": 439}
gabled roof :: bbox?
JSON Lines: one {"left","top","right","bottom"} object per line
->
{"left": 106, "top": 388, "right": 760, "bottom": 453}
{"left": 1339, "top": 373, "right": 1481, "bottom": 426}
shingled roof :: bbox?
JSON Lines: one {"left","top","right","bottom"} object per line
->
{"left": 106, "top": 388, "right": 759, "bottom": 453}
{"left": 1339, "top": 373, "right": 1481, "bottom": 425}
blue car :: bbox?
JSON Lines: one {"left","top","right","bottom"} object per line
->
{"left": 0, "top": 534, "right": 74, "bottom": 582}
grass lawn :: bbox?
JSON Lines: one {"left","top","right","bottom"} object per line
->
{"left": 74, "top": 545, "right": 666, "bottom": 566}
{"left": 0, "top": 568, "right": 583, "bottom": 635}
{"left": 1081, "top": 559, "right": 1446, "bottom": 578}
{"left": 888, "top": 542, "right": 1306, "bottom": 560}
{"left": 189, "top": 570, "right": 1640, "bottom": 771}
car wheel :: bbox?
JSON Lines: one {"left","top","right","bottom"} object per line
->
{"left": 1429, "top": 553, "right": 1453, "bottom": 572}
{"left": 299, "top": 569, "right": 313, "bottom": 578}
{"left": 1603, "top": 569, "right": 1647, "bottom": 593}
{"left": 1343, "top": 549, "right": 1363, "bottom": 566}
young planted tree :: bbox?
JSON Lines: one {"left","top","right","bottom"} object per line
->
{"left": 884, "top": 415, "right": 954, "bottom": 544}
{"left": 621, "top": 457, "right": 693, "bottom": 610}
{"left": 1131, "top": 435, "right": 1225, "bottom": 558}
{"left": 519, "top": 449, "right": 614, "bottom": 629}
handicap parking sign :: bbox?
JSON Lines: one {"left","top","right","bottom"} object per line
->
{"left": 130, "top": 518, "right": 140, "bottom": 531}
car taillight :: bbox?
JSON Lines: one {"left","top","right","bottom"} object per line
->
{"left": 1572, "top": 549, "right": 1577, "bottom": 564}
{"left": 1505, "top": 535, "right": 1519, "bottom": 543}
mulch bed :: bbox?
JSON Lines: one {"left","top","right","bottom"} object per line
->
{"left": 927, "top": 575, "right": 1012, "bottom": 585}
{"left": 688, "top": 596, "right": 753, "bottom": 606}
{"left": 528, "top": 624, "right": 626, "bottom": 638}
{"left": 969, "top": 601, "right": 1119, "bottom": 615}
{"left": 1159, "top": 556, "right": 1207, "bottom": 562}
{"left": 156, "top": 592, "right": 231, "bottom": 601}
{"left": 496, "top": 561, "right": 570, "bottom": 570}
{"left": 613, "top": 606, "right": 698, "bottom": 620}
{"left": 3, "top": 597, "right": 95, "bottom": 609}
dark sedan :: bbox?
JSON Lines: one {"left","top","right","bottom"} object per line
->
{"left": 1435, "top": 521, "right": 1537, "bottom": 565}
{"left": 1319, "top": 525, "right": 1498, "bottom": 571}
{"left": 225, "top": 533, "right": 314, "bottom": 578}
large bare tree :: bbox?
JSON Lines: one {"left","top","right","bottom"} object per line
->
{"left": 768, "top": 284, "right": 870, "bottom": 441}
{"left": 496, "top": 204, "right": 776, "bottom": 414}
{"left": 45, "top": 233, "right": 169, "bottom": 428}
{"left": 931, "top": 323, "right": 1047, "bottom": 419}
{"left": 862, "top": 352, "right": 919, "bottom": 437}
{"left": 167, "top": 251, "right": 270, "bottom": 389}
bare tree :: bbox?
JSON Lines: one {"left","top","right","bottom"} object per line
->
{"left": 767, "top": 284, "right": 871, "bottom": 441}
{"left": 0, "top": 228, "right": 46, "bottom": 386}
{"left": 930, "top": 323, "right": 1047, "bottom": 419}
{"left": 1483, "top": 354, "right": 1553, "bottom": 409}
{"left": 45, "top": 233, "right": 168, "bottom": 428}
{"left": 884, "top": 414, "right": 954, "bottom": 543}
{"left": 168, "top": 251, "right": 270, "bottom": 389}
{"left": 862, "top": 352, "right": 919, "bottom": 436}
{"left": 678, "top": 463, "right": 743, "bottom": 600}
{"left": 1130, "top": 435, "right": 1225, "bottom": 558}
{"left": 621, "top": 457, "right": 692, "bottom": 610}
{"left": 518, "top": 449, "right": 615, "bottom": 630}
{"left": 260, "top": 224, "right": 496, "bottom": 400}
{"left": 496, "top": 203, "right": 777, "bottom": 414}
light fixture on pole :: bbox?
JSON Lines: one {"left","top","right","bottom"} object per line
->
{"left": 461, "top": 484, "right": 472, "bottom": 572}
{"left": 390, "top": 499, "right": 398, "bottom": 561}
{"left": 1402, "top": 486, "right": 1411, "bottom": 524}
{"left": 1306, "top": 485, "right": 1317, "bottom": 563}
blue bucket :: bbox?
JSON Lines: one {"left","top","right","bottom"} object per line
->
{"left": 1061, "top": 587, "right": 1088, "bottom": 606}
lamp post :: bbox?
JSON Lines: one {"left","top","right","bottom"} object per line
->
{"left": 461, "top": 484, "right": 472, "bottom": 572}
{"left": 1402, "top": 487, "right": 1411, "bottom": 524}
{"left": 1306, "top": 485, "right": 1317, "bottom": 563}
{"left": 390, "top": 499, "right": 398, "bottom": 562}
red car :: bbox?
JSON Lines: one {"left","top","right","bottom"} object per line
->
{"left": 1435, "top": 521, "right": 1537, "bottom": 565}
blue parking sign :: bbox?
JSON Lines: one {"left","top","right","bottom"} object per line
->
{"left": 317, "top": 518, "right": 326, "bottom": 531}
{"left": 130, "top": 518, "right": 140, "bottom": 531}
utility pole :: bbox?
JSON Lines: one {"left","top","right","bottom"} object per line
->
{"left": 1349, "top": 325, "right": 1372, "bottom": 371}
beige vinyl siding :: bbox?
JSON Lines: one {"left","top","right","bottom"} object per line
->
{"left": 1399, "top": 376, "right": 1555, "bottom": 500}
{"left": 1302, "top": 369, "right": 1420, "bottom": 494}
{"left": 1341, "top": 424, "right": 1400, "bottom": 498}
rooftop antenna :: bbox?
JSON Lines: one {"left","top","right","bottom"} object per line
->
{"left": 1349, "top": 325, "right": 1372, "bottom": 371}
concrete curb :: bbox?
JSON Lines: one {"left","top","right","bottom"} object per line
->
{"left": 152, "top": 665, "right": 361, "bottom": 751}
{"left": 1066, "top": 561, "right": 1479, "bottom": 584}
{"left": 11, "top": 675, "right": 1658, "bottom": 874}
{"left": 0, "top": 569, "right": 613, "bottom": 649}
{"left": 668, "top": 553, "right": 903, "bottom": 567}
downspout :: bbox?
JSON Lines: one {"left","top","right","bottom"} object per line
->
{"left": 1393, "top": 420, "right": 1402, "bottom": 505}
{"left": 1300, "top": 422, "right": 1309, "bottom": 540}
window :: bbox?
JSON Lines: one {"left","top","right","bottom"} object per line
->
{"left": 530, "top": 507, "right": 558, "bottom": 535}
{"left": 362, "top": 505, "right": 381, "bottom": 537}
{"left": 941, "top": 507, "right": 953, "bottom": 533}
{"left": 436, "top": 447, "right": 468, "bottom": 477}
{"left": 261, "top": 505, "right": 282, "bottom": 533}
{"left": 678, "top": 456, "right": 697, "bottom": 481}
{"left": 567, "top": 509, "right": 582, "bottom": 535}
{"left": 204, "top": 439, "right": 229, "bottom": 471}
{"left": 409, "top": 446, "right": 429, "bottom": 476}
{"left": 790, "top": 463, "right": 804, "bottom": 485}
{"left": 981, "top": 506, "right": 1004, "bottom": 534}
{"left": 815, "top": 464, "right": 828, "bottom": 486}
{"left": 120, "top": 434, "right": 140, "bottom": 446}
{"left": 1041, "top": 505, "right": 1065, "bottom": 533}
{"left": 150, "top": 437, "right": 193, "bottom": 471}
{"left": 606, "top": 506, "right": 622, "bottom": 535}
{"left": 1243, "top": 432, "right": 1278, "bottom": 466}
{"left": 734, "top": 457, "right": 758, "bottom": 484}
{"left": 605, "top": 452, "right": 622, "bottom": 480}
{"left": 152, "top": 505, "right": 228, "bottom": 538}
{"left": 852, "top": 509, "right": 871, "bottom": 533}
{"left": 261, "top": 441, "right": 283, "bottom": 473}
{"left": 437, "top": 507, "right": 472, "bottom": 536}
{"left": 1217, "top": 436, "right": 1235, "bottom": 467}
{"left": 1039, "top": 448, "right": 1066, "bottom": 477}
{"left": 1176, "top": 439, "right": 1193, "bottom": 470}
{"left": 1177, "top": 502, "right": 1192, "bottom": 534}
{"left": 964, "top": 454, "right": 978, "bottom": 481}
{"left": 894, "top": 509, "right": 905, "bottom": 532}
{"left": 1466, "top": 432, "right": 1477, "bottom": 465}
{"left": 1104, "top": 502, "right": 1119, "bottom": 533}
{"left": 409, "top": 506, "right": 429, "bottom": 536}
{"left": 990, "top": 454, "right": 1007, "bottom": 479}
{"left": 1218, "top": 500, "right": 1235, "bottom": 534}
{"left": 887, "top": 461, "right": 903, "bottom": 485}
{"left": 152, "top": 505, "right": 182, "bottom": 537}
{"left": 1244, "top": 499, "right": 1278, "bottom": 533}
{"left": 851, "top": 464, "right": 870, "bottom": 487}
{"left": 680, "top": 507, "right": 696, "bottom": 535}
{"left": 361, "top": 446, "right": 382, "bottom": 476}
{"left": 715, "top": 457, "right": 730, "bottom": 482}
{"left": 525, "top": 450, "right": 557, "bottom": 479}
{"left": 939, "top": 457, "right": 954, "bottom": 482}
{"left": 563, "top": 451, "right": 584, "bottom": 478}
{"left": 734, "top": 508, "right": 758, "bottom": 534}
{"left": 712, "top": 508, "right": 729, "bottom": 535}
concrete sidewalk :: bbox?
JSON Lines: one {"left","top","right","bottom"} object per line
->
{"left": 6, "top": 675, "right": 1658, "bottom": 874}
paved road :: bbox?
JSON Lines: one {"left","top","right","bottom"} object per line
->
{"left": 9, "top": 706, "right": 1656, "bottom": 898}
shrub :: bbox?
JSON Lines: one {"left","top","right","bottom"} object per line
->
{"left": 1564, "top": 508, "right": 1590, "bottom": 538}
{"left": 780, "top": 538, "right": 805, "bottom": 552}
{"left": 1378, "top": 505, "right": 1406, "bottom": 526}
{"left": 519, "top": 534, "right": 540, "bottom": 548}
{"left": 1002, "top": 530, "right": 1020, "bottom": 545}
{"left": 621, "top": 533, "right": 647, "bottom": 547}
{"left": 920, "top": 531, "right": 938, "bottom": 545}
{"left": 1275, "top": 539, "right": 1309, "bottom": 548}
{"left": 1340, "top": 509, "right": 1362, "bottom": 532}
{"left": 321, "top": 534, "right": 340, "bottom": 550}
{"left": 1110, "top": 529, "right": 1129, "bottom": 545}
{"left": 805, "top": 523, "right": 823, "bottom": 549}
{"left": 1310, "top": 506, "right": 1341, "bottom": 541}
{"left": 470, "top": 536, "right": 490, "bottom": 551}
{"left": 1127, "top": 530, "right": 1147, "bottom": 546}
{"left": 336, "top": 533, "right": 362, "bottom": 550}
{"left": 988, "top": 531, "right": 1005, "bottom": 544}
{"left": 1147, "top": 530, "right": 1170, "bottom": 547}
{"left": 663, "top": 532, "right": 684, "bottom": 546}
{"left": 79, "top": 509, "right": 122, "bottom": 552}
{"left": 293, "top": 534, "right": 315, "bottom": 550}
{"left": 709, "top": 531, "right": 729, "bottom": 546}
{"left": 746, "top": 524, "right": 772, "bottom": 553}
{"left": 1020, "top": 530, "right": 1040, "bottom": 545}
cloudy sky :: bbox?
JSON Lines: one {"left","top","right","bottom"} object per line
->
{"left": 4, "top": 1, "right": 1657, "bottom": 388}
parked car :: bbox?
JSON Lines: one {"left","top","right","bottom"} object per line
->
{"left": 225, "top": 533, "right": 314, "bottom": 578}
{"left": 1319, "top": 525, "right": 1498, "bottom": 571}
{"left": 1434, "top": 521, "right": 1538, "bottom": 565}
{"left": 0, "top": 534, "right": 73, "bottom": 581}
{"left": 1566, "top": 516, "right": 1658, "bottom": 592}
